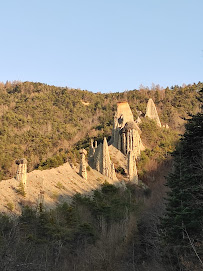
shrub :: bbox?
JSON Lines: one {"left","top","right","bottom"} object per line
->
{"left": 56, "top": 181, "right": 65, "bottom": 190}
{"left": 115, "top": 166, "right": 126, "bottom": 175}
{"left": 86, "top": 165, "right": 91, "bottom": 171}
{"left": 16, "top": 182, "right": 26, "bottom": 197}
{"left": 37, "top": 152, "right": 67, "bottom": 170}
{"left": 6, "top": 202, "right": 14, "bottom": 211}
{"left": 51, "top": 191, "right": 59, "bottom": 200}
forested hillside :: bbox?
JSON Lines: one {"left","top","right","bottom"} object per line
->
{"left": 0, "top": 81, "right": 202, "bottom": 270}
{"left": 0, "top": 112, "right": 202, "bottom": 271}
{"left": 0, "top": 81, "right": 202, "bottom": 180}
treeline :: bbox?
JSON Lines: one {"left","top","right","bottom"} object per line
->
{"left": 0, "top": 81, "right": 202, "bottom": 180}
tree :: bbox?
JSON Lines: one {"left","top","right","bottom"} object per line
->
{"left": 161, "top": 112, "right": 203, "bottom": 269}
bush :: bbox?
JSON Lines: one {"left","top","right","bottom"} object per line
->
{"left": 86, "top": 165, "right": 91, "bottom": 171}
{"left": 6, "top": 202, "right": 14, "bottom": 211}
{"left": 115, "top": 166, "right": 126, "bottom": 175}
{"left": 56, "top": 182, "right": 65, "bottom": 190}
{"left": 37, "top": 152, "right": 67, "bottom": 170}
{"left": 16, "top": 182, "right": 26, "bottom": 197}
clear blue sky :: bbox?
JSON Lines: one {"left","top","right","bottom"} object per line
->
{"left": 0, "top": 0, "right": 202, "bottom": 93}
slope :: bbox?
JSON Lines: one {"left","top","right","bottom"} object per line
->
{"left": 0, "top": 162, "right": 120, "bottom": 215}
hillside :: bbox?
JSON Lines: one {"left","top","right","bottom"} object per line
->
{"left": 0, "top": 83, "right": 202, "bottom": 271}
{"left": 0, "top": 162, "right": 122, "bottom": 215}
{"left": 0, "top": 84, "right": 185, "bottom": 216}
{"left": 0, "top": 81, "right": 202, "bottom": 180}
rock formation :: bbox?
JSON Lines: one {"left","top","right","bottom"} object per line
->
{"left": 88, "top": 139, "right": 96, "bottom": 165}
{"left": 127, "top": 151, "right": 138, "bottom": 184}
{"left": 88, "top": 101, "right": 152, "bottom": 184}
{"left": 88, "top": 139, "right": 97, "bottom": 158}
{"left": 120, "top": 121, "right": 143, "bottom": 158}
{"left": 89, "top": 138, "right": 117, "bottom": 180}
{"left": 111, "top": 102, "right": 134, "bottom": 148}
{"left": 145, "top": 98, "right": 161, "bottom": 127}
{"left": 15, "top": 158, "right": 27, "bottom": 186}
{"left": 79, "top": 149, "right": 87, "bottom": 180}
{"left": 111, "top": 101, "right": 144, "bottom": 158}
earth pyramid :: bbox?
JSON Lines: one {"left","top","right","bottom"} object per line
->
{"left": 15, "top": 158, "right": 27, "bottom": 186}
{"left": 89, "top": 137, "right": 117, "bottom": 180}
{"left": 145, "top": 98, "right": 162, "bottom": 127}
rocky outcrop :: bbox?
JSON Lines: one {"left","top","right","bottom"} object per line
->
{"left": 88, "top": 139, "right": 97, "bottom": 158}
{"left": 15, "top": 158, "right": 27, "bottom": 186}
{"left": 111, "top": 102, "right": 144, "bottom": 158}
{"left": 111, "top": 102, "right": 134, "bottom": 148}
{"left": 145, "top": 98, "right": 161, "bottom": 127}
{"left": 79, "top": 149, "right": 87, "bottom": 180}
{"left": 89, "top": 138, "right": 117, "bottom": 180}
{"left": 127, "top": 151, "right": 138, "bottom": 184}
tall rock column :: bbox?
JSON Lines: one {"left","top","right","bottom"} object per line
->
{"left": 92, "top": 137, "right": 117, "bottom": 180}
{"left": 88, "top": 139, "right": 97, "bottom": 167}
{"left": 79, "top": 149, "right": 87, "bottom": 180}
{"left": 16, "top": 158, "right": 27, "bottom": 186}
{"left": 127, "top": 151, "right": 138, "bottom": 184}
{"left": 89, "top": 139, "right": 95, "bottom": 155}
{"left": 102, "top": 137, "right": 117, "bottom": 180}
{"left": 120, "top": 121, "right": 144, "bottom": 158}
{"left": 102, "top": 137, "right": 111, "bottom": 177}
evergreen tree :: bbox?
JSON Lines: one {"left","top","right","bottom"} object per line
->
{"left": 161, "top": 112, "right": 203, "bottom": 269}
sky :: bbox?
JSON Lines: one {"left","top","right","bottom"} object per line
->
{"left": 0, "top": 0, "right": 202, "bottom": 93}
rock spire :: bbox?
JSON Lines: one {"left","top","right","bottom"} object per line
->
{"left": 127, "top": 151, "right": 138, "bottom": 184}
{"left": 15, "top": 158, "right": 27, "bottom": 186}
{"left": 89, "top": 137, "right": 117, "bottom": 180}
{"left": 79, "top": 149, "right": 87, "bottom": 180}
{"left": 145, "top": 98, "right": 161, "bottom": 127}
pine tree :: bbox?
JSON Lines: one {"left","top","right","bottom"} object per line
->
{"left": 161, "top": 112, "right": 203, "bottom": 269}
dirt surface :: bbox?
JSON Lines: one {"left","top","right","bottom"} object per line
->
{"left": 0, "top": 162, "right": 122, "bottom": 215}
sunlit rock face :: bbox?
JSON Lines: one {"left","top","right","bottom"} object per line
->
{"left": 115, "top": 102, "right": 135, "bottom": 124}
{"left": 111, "top": 102, "right": 144, "bottom": 158}
{"left": 145, "top": 98, "right": 162, "bottom": 127}
{"left": 89, "top": 101, "right": 147, "bottom": 183}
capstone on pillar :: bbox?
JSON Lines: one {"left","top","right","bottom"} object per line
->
{"left": 111, "top": 102, "right": 144, "bottom": 158}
